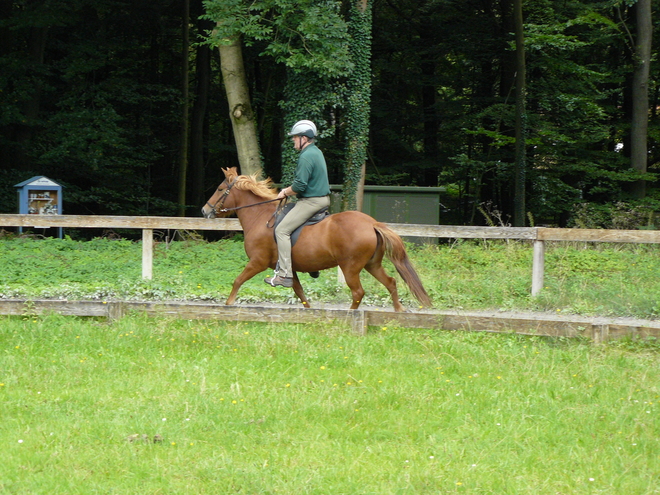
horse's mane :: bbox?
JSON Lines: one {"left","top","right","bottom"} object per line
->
{"left": 224, "top": 168, "right": 278, "bottom": 200}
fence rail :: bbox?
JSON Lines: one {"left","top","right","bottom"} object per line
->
{"left": 1, "top": 299, "right": 659, "bottom": 341}
{"left": 1, "top": 214, "right": 659, "bottom": 295}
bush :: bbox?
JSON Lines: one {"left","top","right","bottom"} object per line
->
{"left": 569, "top": 201, "right": 658, "bottom": 230}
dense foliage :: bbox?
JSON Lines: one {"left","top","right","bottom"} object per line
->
{"left": 1, "top": 0, "right": 658, "bottom": 226}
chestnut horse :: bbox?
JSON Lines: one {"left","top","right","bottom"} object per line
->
{"left": 202, "top": 167, "right": 431, "bottom": 312}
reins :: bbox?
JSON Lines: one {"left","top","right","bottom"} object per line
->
{"left": 266, "top": 197, "right": 290, "bottom": 229}
{"left": 219, "top": 196, "right": 284, "bottom": 213}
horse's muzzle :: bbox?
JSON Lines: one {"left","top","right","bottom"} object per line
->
{"left": 201, "top": 206, "right": 215, "bottom": 219}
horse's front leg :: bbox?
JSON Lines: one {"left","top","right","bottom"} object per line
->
{"left": 292, "top": 273, "right": 312, "bottom": 309}
{"left": 226, "top": 260, "right": 268, "bottom": 305}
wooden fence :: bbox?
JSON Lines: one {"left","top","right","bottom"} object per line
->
{"left": 1, "top": 298, "right": 658, "bottom": 342}
{"left": 2, "top": 214, "right": 660, "bottom": 296}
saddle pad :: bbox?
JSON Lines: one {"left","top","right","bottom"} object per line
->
{"left": 272, "top": 204, "right": 329, "bottom": 247}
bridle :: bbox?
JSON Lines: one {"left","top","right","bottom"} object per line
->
{"left": 205, "top": 178, "right": 236, "bottom": 215}
{"left": 205, "top": 178, "right": 285, "bottom": 216}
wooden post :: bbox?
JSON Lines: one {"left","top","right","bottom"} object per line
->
{"left": 531, "top": 240, "right": 545, "bottom": 296}
{"left": 142, "top": 229, "right": 153, "bottom": 280}
{"left": 350, "top": 309, "right": 367, "bottom": 336}
{"left": 107, "top": 302, "right": 125, "bottom": 321}
{"left": 591, "top": 324, "right": 608, "bottom": 344}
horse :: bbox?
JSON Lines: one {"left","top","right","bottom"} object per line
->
{"left": 201, "top": 167, "right": 432, "bottom": 312}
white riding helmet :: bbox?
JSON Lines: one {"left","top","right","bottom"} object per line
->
{"left": 288, "top": 120, "right": 317, "bottom": 139}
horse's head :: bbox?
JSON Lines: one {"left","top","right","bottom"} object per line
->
{"left": 201, "top": 167, "right": 239, "bottom": 219}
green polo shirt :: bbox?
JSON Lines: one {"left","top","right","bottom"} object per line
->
{"left": 291, "top": 144, "right": 331, "bottom": 198}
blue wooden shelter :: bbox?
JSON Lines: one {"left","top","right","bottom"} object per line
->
{"left": 14, "top": 176, "right": 64, "bottom": 238}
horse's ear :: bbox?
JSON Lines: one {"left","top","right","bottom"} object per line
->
{"left": 222, "top": 167, "right": 238, "bottom": 178}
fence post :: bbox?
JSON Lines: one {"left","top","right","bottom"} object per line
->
{"left": 531, "top": 239, "right": 545, "bottom": 296}
{"left": 142, "top": 229, "right": 153, "bottom": 280}
{"left": 350, "top": 309, "right": 368, "bottom": 336}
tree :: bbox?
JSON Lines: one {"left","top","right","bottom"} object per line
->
{"left": 188, "top": 9, "right": 214, "bottom": 214}
{"left": 629, "top": 0, "right": 652, "bottom": 198}
{"left": 342, "top": 0, "right": 372, "bottom": 211}
{"left": 204, "top": 0, "right": 353, "bottom": 185}
{"left": 513, "top": 0, "right": 526, "bottom": 226}
{"left": 205, "top": 0, "right": 264, "bottom": 177}
{"left": 217, "top": 36, "right": 263, "bottom": 178}
{"left": 178, "top": 0, "right": 191, "bottom": 216}
{"left": 0, "top": 0, "right": 185, "bottom": 216}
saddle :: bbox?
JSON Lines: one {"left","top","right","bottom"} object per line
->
{"left": 272, "top": 203, "right": 329, "bottom": 247}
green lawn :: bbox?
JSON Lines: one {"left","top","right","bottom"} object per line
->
{"left": 1, "top": 314, "right": 659, "bottom": 494}
{"left": 0, "top": 236, "right": 659, "bottom": 319}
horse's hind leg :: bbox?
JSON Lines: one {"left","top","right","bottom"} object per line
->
{"left": 292, "top": 273, "right": 311, "bottom": 308}
{"left": 340, "top": 265, "right": 366, "bottom": 310}
{"left": 365, "top": 260, "right": 405, "bottom": 312}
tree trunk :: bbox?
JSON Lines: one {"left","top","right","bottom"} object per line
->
{"left": 630, "top": 0, "right": 652, "bottom": 198}
{"left": 217, "top": 33, "right": 262, "bottom": 177}
{"left": 422, "top": 57, "right": 439, "bottom": 184}
{"left": 177, "top": 0, "right": 190, "bottom": 217}
{"left": 512, "top": 0, "right": 526, "bottom": 226}
{"left": 0, "top": 0, "right": 11, "bottom": 56}
{"left": 189, "top": 13, "right": 213, "bottom": 215}
{"left": 356, "top": 161, "right": 366, "bottom": 212}
{"left": 10, "top": 22, "right": 49, "bottom": 172}
{"left": 0, "top": 0, "right": 13, "bottom": 170}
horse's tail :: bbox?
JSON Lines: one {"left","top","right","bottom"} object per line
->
{"left": 373, "top": 223, "right": 432, "bottom": 308}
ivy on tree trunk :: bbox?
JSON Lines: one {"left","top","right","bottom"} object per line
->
{"left": 342, "top": 0, "right": 372, "bottom": 212}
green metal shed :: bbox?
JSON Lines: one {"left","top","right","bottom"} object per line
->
{"left": 330, "top": 185, "right": 446, "bottom": 243}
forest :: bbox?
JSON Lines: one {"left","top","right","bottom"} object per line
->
{"left": 0, "top": 0, "right": 658, "bottom": 228}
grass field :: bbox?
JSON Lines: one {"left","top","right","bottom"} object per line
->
{"left": 1, "top": 236, "right": 659, "bottom": 493}
{"left": 1, "top": 236, "right": 659, "bottom": 318}
{"left": 1, "top": 314, "right": 659, "bottom": 494}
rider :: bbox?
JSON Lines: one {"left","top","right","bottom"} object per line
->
{"left": 264, "top": 120, "right": 331, "bottom": 288}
